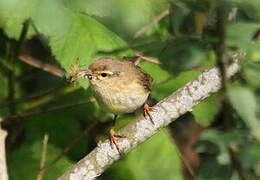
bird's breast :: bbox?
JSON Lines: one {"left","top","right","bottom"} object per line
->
{"left": 91, "top": 81, "right": 149, "bottom": 114}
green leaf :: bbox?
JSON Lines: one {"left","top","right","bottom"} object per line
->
{"left": 25, "top": 110, "right": 90, "bottom": 160}
{"left": 243, "top": 63, "right": 260, "bottom": 89}
{"left": 225, "top": 0, "right": 260, "bottom": 20}
{"left": 0, "top": 0, "right": 130, "bottom": 89}
{"left": 160, "top": 40, "right": 207, "bottom": 74}
{"left": 93, "top": 0, "right": 169, "bottom": 39}
{"left": 193, "top": 95, "right": 220, "bottom": 126}
{"left": 105, "top": 130, "right": 183, "bottom": 180}
{"left": 198, "top": 129, "right": 245, "bottom": 159}
{"left": 151, "top": 70, "right": 200, "bottom": 100}
{"left": 228, "top": 85, "right": 260, "bottom": 139}
{"left": 49, "top": 13, "right": 129, "bottom": 73}
{"left": 46, "top": 12, "right": 130, "bottom": 89}
{"left": 139, "top": 61, "right": 170, "bottom": 83}
{"left": 0, "top": 0, "right": 37, "bottom": 39}
{"left": 239, "top": 141, "right": 260, "bottom": 171}
{"left": 193, "top": 140, "right": 220, "bottom": 155}
{"left": 226, "top": 22, "right": 260, "bottom": 53}
{"left": 63, "top": 0, "right": 110, "bottom": 17}
{"left": 8, "top": 141, "right": 73, "bottom": 180}
{"left": 197, "top": 156, "right": 232, "bottom": 180}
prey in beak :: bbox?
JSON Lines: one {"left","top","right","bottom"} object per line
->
{"left": 69, "top": 68, "right": 92, "bottom": 82}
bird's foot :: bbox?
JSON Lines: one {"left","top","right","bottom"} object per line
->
{"left": 144, "top": 103, "right": 154, "bottom": 124}
{"left": 109, "top": 128, "right": 125, "bottom": 155}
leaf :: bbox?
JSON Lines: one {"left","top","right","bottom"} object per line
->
{"left": 45, "top": 11, "right": 130, "bottom": 89}
{"left": 239, "top": 141, "right": 260, "bottom": 171}
{"left": 169, "top": 2, "right": 191, "bottom": 36}
{"left": 0, "top": 0, "right": 130, "bottom": 89}
{"left": 0, "top": 0, "right": 37, "bottom": 39}
{"left": 63, "top": 0, "right": 110, "bottom": 17}
{"left": 226, "top": 22, "right": 260, "bottom": 53}
{"left": 197, "top": 156, "right": 232, "bottom": 180}
{"left": 193, "top": 95, "right": 220, "bottom": 126}
{"left": 8, "top": 141, "right": 73, "bottom": 180}
{"left": 105, "top": 130, "right": 183, "bottom": 180}
{"left": 139, "top": 61, "right": 170, "bottom": 83}
{"left": 160, "top": 40, "right": 207, "bottom": 74}
{"left": 94, "top": 0, "right": 169, "bottom": 39}
{"left": 24, "top": 89, "right": 96, "bottom": 160}
{"left": 243, "top": 63, "right": 260, "bottom": 89}
{"left": 224, "top": 0, "right": 260, "bottom": 20}
{"left": 228, "top": 85, "right": 260, "bottom": 139}
{"left": 50, "top": 13, "right": 129, "bottom": 72}
{"left": 151, "top": 70, "right": 200, "bottom": 100}
{"left": 198, "top": 129, "right": 245, "bottom": 159}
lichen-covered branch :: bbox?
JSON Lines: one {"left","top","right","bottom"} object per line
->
{"left": 59, "top": 54, "right": 242, "bottom": 180}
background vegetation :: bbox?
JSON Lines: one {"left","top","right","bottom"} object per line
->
{"left": 0, "top": 0, "right": 260, "bottom": 179}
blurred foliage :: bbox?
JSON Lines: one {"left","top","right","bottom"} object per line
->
{"left": 0, "top": 0, "right": 260, "bottom": 179}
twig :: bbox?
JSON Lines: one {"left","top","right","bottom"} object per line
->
{"left": 38, "top": 120, "right": 98, "bottom": 176}
{"left": 7, "top": 71, "right": 16, "bottom": 114}
{"left": 36, "top": 134, "right": 49, "bottom": 180}
{"left": 0, "top": 118, "right": 9, "bottom": 180}
{"left": 252, "top": 29, "right": 260, "bottom": 41}
{"left": 228, "top": 8, "right": 237, "bottom": 21}
{"left": 2, "top": 98, "right": 96, "bottom": 121}
{"left": 7, "top": 19, "right": 30, "bottom": 114}
{"left": 132, "top": 9, "right": 170, "bottom": 40}
{"left": 58, "top": 53, "right": 242, "bottom": 180}
{"left": 22, "top": 85, "right": 81, "bottom": 111}
{"left": 132, "top": 52, "right": 161, "bottom": 65}
{"left": 18, "top": 53, "right": 65, "bottom": 78}
{"left": 0, "top": 86, "right": 60, "bottom": 108}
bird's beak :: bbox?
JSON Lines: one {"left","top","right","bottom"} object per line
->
{"left": 77, "top": 68, "right": 93, "bottom": 80}
{"left": 70, "top": 68, "right": 93, "bottom": 82}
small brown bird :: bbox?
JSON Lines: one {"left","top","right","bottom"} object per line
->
{"left": 71, "top": 57, "right": 154, "bottom": 153}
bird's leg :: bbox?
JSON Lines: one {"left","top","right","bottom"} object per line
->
{"left": 144, "top": 103, "right": 154, "bottom": 124}
{"left": 109, "top": 115, "right": 125, "bottom": 155}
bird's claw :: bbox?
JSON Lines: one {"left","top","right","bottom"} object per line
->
{"left": 109, "top": 128, "right": 125, "bottom": 155}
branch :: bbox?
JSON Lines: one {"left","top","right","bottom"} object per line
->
{"left": 18, "top": 53, "right": 65, "bottom": 78}
{"left": 36, "top": 134, "right": 49, "bottom": 180}
{"left": 132, "top": 9, "right": 170, "bottom": 40}
{"left": 2, "top": 98, "right": 95, "bottom": 121}
{"left": 0, "top": 118, "right": 9, "bottom": 180}
{"left": 59, "top": 54, "right": 242, "bottom": 180}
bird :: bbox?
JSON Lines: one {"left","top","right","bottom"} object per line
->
{"left": 71, "top": 57, "right": 154, "bottom": 154}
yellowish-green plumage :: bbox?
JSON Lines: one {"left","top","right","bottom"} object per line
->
{"left": 87, "top": 58, "right": 153, "bottom": 115}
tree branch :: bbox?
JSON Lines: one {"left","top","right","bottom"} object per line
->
{"left": 58, "top": 54, "right": 242, "bottom": 180}
{"left": 132, "top": 9, "right": 170, "bottom": 40}
{"left": 18, "top": 53, "right": 65, "bottom": 78}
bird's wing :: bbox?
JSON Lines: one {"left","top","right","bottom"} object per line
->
{"left": 135, "top": 66, "right": 153, "bottom": 92}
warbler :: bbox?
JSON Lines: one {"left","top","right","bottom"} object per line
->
{"left": 71, "top": 57, "right": 154, "bottom": 153}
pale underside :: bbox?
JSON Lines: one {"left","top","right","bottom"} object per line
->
{"left": 91, "top": 81, "right": 149, "bottom": 114}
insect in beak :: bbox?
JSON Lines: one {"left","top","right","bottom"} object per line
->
{"left": 70, "top": 68, "right": 93, "bottom": 82}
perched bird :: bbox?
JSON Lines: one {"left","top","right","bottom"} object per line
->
{"left": 71, "top": 57, "right": 154, "bottom": 153}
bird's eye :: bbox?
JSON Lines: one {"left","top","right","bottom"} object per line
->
{"left": 101, "top": 73, "right": 107, "bottom": 77}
